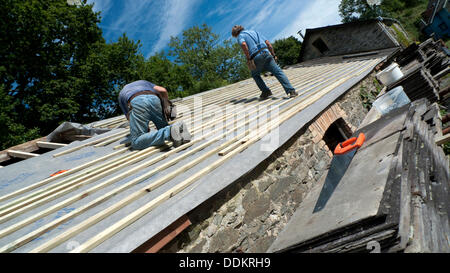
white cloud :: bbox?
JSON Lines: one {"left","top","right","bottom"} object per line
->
{"left": 86, "top": 0, "right": 343, "bottom": 57}
{"left": 246, "top": 0, "right": 279, "bottom": 30}
{"left": 274, "top": 0, "right": 342, "bottom": 40}
{"left": 150, "top": 0, "right": 201, "bottom": 56}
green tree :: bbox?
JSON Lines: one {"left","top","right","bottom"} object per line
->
{"left": 169, "top": 24, "right": 249, "bottom": 93}
{"left": 0, "top": 0, "right": 105, "bottom": 149}
{"left": 339, "top": 0, "right": 425, "bottom": 23}
{"left": 0, "top": 84, "right": 40, "bottom": 149}
{"left": 338, "top": 0, "right": 429, "bottom": 41}
{"left": 80, "top": 34, "right": 146, "bottom": 120}
{"left": 339, "top": 0, "right": 385, "bottom": 23}
{"left": 0, "top": 0, "right": 146, "bottom": 149}
{"left": 139, "top": 53, "right": 193, "bottom": 98}
{"left": 272, "top": 36, "right": 302, "bottom": 67}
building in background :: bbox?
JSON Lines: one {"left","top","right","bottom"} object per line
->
{"left": 298, "top": 19, "right": 408, "bottom": 63}
{"left": 420, "top": 0, "right": 450, "bottom": 40}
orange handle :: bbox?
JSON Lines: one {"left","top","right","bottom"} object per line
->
{"left": 50, "top": 170, "right": 68, "bottom": 177}
{"left": 334, "top": 133, "right": 365, "bottom": 155}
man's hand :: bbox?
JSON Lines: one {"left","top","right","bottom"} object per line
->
{"left": 265, "top": 40, "right": 276, "bottom": 58}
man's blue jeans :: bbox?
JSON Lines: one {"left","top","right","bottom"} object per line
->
{"left": 128, "top": 94, "right": 171, "bottom": 150}
{"left": 251, "top": 51, "right": 295, "bottom": 95}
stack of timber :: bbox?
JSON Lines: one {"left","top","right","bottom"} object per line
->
{"left": 395, "top": 38, "right": 448, "bottom": 75}
{"left": 387, "top": 66, "right": 440, "bottom": 103}
{"left": 384, "top": 38, "right": 450, "bottom": 104}
{"left": 268, "top": 99, "right": 450, "bottom": 253}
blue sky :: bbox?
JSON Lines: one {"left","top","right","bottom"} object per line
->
{"left": 87, "top": 0, "right": 343, "bottom": 59}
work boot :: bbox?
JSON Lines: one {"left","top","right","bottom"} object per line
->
{"left": 170, "top": 121, "right": 191, "bottom": 147}
{"left": 180, "top": 121, "right": 192, "bottom": 144}
{"left": 289, "top": 90, "right": 298, "bottom": 98}
{"left": 259, "top": 90, "right": 273, "bottom": 100}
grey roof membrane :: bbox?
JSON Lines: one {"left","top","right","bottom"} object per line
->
{"left": 0, "top": 53, "right": 388, "bottom": 253}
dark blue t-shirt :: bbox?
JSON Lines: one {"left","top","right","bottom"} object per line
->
{"left": 118, "top": 80, "right": 156, "bottom": 116}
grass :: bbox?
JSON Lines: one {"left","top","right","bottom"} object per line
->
{"left": 390, "top": 24, "right": 412, "bottom": 47}
{"left": 359, "top": 79, "right": 382, "bottom": 111}
{"left": 388, "top": 0, "right": 429, "bottom": 42}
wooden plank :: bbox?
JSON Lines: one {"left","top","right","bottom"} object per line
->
{"left": 7, "top": 150, "right": 39, "bottom": 159}
{"left": 0, "top": 56, "right": 380, "bottom": 251}
{"left": 0, "top": 154, "right": 10, "bottom": 164}
{"left": 0, "top": 148, "right": 128, "bottom": 204}
{"left": 0, "top": 64, "right": 334, "bottom": 215}
{"left": 25, "top": 62, "right": 370, "bottom": 253}
{"left": 64, "top": 134, "right": 92, "bottom": 141}
{"left": 53, "top": 130, "right": 128, "bottom": 157}
{"left": 36, "top": 141, "right": 67, "bottom": 149}
{"left": 94, "top": 63, "right": 342, "bottom": 149}
{"left": 435, "top": 133, "right": 450, "bottom": 145}
{"left": 68, "top": 62, "right": 375, "bottom": 253}
{"left": 0, "top": 137, "right": 46, "bottom": 163}
{"left": 132, "top": 215, "right": 191, "bottom": 253}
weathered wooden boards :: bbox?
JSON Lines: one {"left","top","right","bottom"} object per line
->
{"left": 268, "top": 99, "right": 449, "bottom": 253}
{"left": 435, "top": 134, "right": 450, "bottom": 145}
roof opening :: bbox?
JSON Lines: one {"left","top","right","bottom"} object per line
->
{"left": 312, "top": 37, "right": 329, "bottom": 54}
{"left": 322, "top": 118, "right": 352, "bottom": 152}
{"left": 0, "top": 156, "right": 24, "bottom": 167}
{"left": 0, "top": 147, "right": 53, "bottom": 167}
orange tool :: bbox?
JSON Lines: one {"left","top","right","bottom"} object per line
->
{"left": 313, "top": 132, "right": 366, "bottom": 212}
{"left": 334, "top": 133, "right": 366, "bottom": 155}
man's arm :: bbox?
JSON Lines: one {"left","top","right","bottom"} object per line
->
{"left": 154, "top": 85, "right": 169, "bottom": 100}
{"left": 240, "top": 42, "right": 251, "bottom": 60}
{"left": 265, "top": 40, "right": 277, "bottom": 61}
{"left": 119, "top": 97, "right": 130, "bottom": 120}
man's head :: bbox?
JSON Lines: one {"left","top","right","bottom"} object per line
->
{"left": 231, "top": 25, "right": 244, "bottom": 37}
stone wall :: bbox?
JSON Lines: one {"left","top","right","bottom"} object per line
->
{"left": 301, "top": 21, "right": 399, "bottom": 62}
{"left": 160, "top": 73, "right": 380, "bottom": 253}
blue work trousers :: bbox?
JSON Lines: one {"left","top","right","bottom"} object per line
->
{"left": 128, "top": 95, "right": 171, "bottom": 150}
{"left": 251, "top": 51, "right": 295, "bottom": 95}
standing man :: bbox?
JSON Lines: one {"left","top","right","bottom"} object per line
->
{"left": 118, "top": 80, "right": 191, "bottom": 150}
{"left": 232, "top": 25, "right": 298, "bottom": 100}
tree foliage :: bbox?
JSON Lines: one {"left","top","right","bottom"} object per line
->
{"left": 339, "top": 0, "right": 425, "bottom": 23}
{"left": 139, "top": 53, "right": 193, "bottom": 98}
{"left": 272, "top": 36, "right": 302, "bottom": 67}
{"left": 0, "top": 0, "right": 145, "bottom": 149}
{"left": 338, "top": 0, "right": 429, "bottom": 42}
{"left": 2, "top": 2, "right": 296, "bottom": 150}
{"left": 339, "top": 0, "right": 384, "bottom": 23}
{"left": 169, "top": 24, "right": 249, "bottom": 93}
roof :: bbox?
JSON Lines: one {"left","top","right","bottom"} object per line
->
{"left": 298, "top": 20, "right": 400, "bottom": 62}
{"left": 269, "top": 99, "right": 450, "bottom": 252}
{"left": 0, "top": 51, "right": 390, "bottom": 253}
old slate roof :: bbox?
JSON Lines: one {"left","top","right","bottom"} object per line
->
{"left": 268, "top": 99, "right": 450, "bottom": 253}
